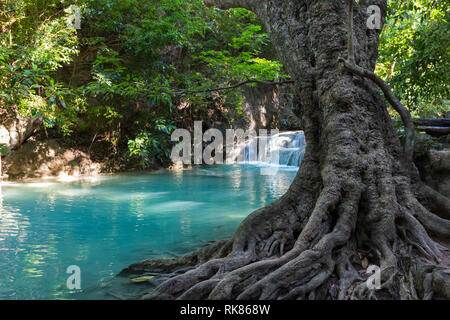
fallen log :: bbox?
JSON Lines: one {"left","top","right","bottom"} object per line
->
{"left": 417, "top": 126, "right": 450, "bottom": 136}
{"left": 414, "top": 118, "right": 450, "bottom": 127}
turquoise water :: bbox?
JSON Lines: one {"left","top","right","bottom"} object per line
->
{"left": 0, "top": 164, "right": 297, "bottom": 299}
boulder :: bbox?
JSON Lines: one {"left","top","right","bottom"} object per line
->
{"left": 416, "top": 146, "right": 450, "bottom": 198}
{"left": 4, "top": 139, "right": 102, "bottom": 180}
{"left": 0, "top": 112, "right": 41, "bottom": 149}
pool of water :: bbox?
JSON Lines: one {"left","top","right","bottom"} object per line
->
{"left": 0, "top": 164, "right": 297, "bottom": 299}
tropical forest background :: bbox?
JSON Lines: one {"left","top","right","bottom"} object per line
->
{"left": 0, "top": 0, "right": 448, "bottom": 171}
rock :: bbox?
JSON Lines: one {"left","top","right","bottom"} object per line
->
{"left": 427, "top": 149, "right": 450, "bottom": 197}
{"left": 432, "top": 269, "right": 450, "bottom": 299}
{"left": 428, "top": 149, "right": 450, "bottom": 172}
{"left": 168, "top": 161, "right": 189, "bottom": 172}
{"left": 130, "top": 275, "right": 155, "bottom": 283}
{"left": 415, "top": 146, "right": 450, "bottom": 198}
{"left": 0, "top": 112, "right": 41, "bottom": 149}
{"left": 239, "top": 84, "right": 302, "bottom": 131}
{"left": 4, "top": 139, "right": 102, "bottom": 180}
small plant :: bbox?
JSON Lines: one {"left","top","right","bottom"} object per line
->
{"left": 0, "top": 144, "right": 10, "bottom": 157}
{"left": 128, "top": 118, "right": 176, "bottom": 168}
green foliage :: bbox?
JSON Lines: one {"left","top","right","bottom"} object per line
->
{"left": 1, "top": 0, "right": 285, "bottom": 166}
{"left": 378, "top": 0, "right": 449, "bottom": 117}
{"left": 79, "top": 0, "right": 285, "bottom": 108}
{"left": 0, "top": 144, "right": 10, "bottom": 156}
{"left": 128, "top": 118, "right": 177, "bottom": 167}
{"left": 2, "top": 0, "right": 447, "bottom": 168}
{"left": 0, "top": 0, "right": 83, "bottom": 134}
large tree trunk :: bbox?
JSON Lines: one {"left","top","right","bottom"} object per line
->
{"left": 126, "top": 0, "right": 450, "bottom": 300}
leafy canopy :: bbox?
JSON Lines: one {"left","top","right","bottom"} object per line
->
{"left": 377, "top": 0, "right": 449, "bottom": 117}
{"left": 1, "top": 0, "right": 448, "bottom": 166}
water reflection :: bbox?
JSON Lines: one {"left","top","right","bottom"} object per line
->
{"left": 0, "top": 165, "right": 297, "bottom": 299}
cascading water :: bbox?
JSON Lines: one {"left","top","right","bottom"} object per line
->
{"left": 238, "top": 131, "right": 306, "bottom": 168}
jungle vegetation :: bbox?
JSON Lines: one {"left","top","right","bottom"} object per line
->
{"left": 1, "top": 0, "right": 448, "bottom": 167}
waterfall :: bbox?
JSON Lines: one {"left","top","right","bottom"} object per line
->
{"left": 237, "top": 131, "right": 306, "bottom": 168}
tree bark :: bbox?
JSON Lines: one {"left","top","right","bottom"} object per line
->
{"left": 126, "top": 0, "right": 450, "bottom": 300}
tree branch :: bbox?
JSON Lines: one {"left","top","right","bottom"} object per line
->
{"left": 204, "top": 0, "right": 251, "bottom": 10}
{"left": 176, "top": 79, "right": 294, "bottom": 95}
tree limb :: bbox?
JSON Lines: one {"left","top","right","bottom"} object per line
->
{"left": 176, "top": 79, "right": 294, "bottom": 95}
{"left": 414, "top": 118, "right": 450, "bottom": 127}
{"left": 204, "top": 0, "right": 252, "bottom": 10}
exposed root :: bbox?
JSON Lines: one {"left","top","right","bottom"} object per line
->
{"left": 122, "top": 0, "right": 449, "bottom": 301}
{"left": 116, "top": 134, "right": 450, "bottom": 301}
{"left": 397, "top": 179, "right": 450, "bottom": 240}
{"left": 418, "top": 184, "right": 450, "bottom": 220}
{"left": 336, "top": 244, "right": 361, "bottom": 299}
{"left": 120, "top": 166, "right": 450, "bottom": 301}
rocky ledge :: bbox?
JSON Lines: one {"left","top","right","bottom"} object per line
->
{"left": 3, "top": 139, "right": 102, "bottom": 180}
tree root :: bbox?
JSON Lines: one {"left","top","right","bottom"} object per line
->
{"left": 131, "top": 0, "right": 450, "bottom": 301}
{"left": 120, "top": 167, "right": 450, "bottom": 301}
